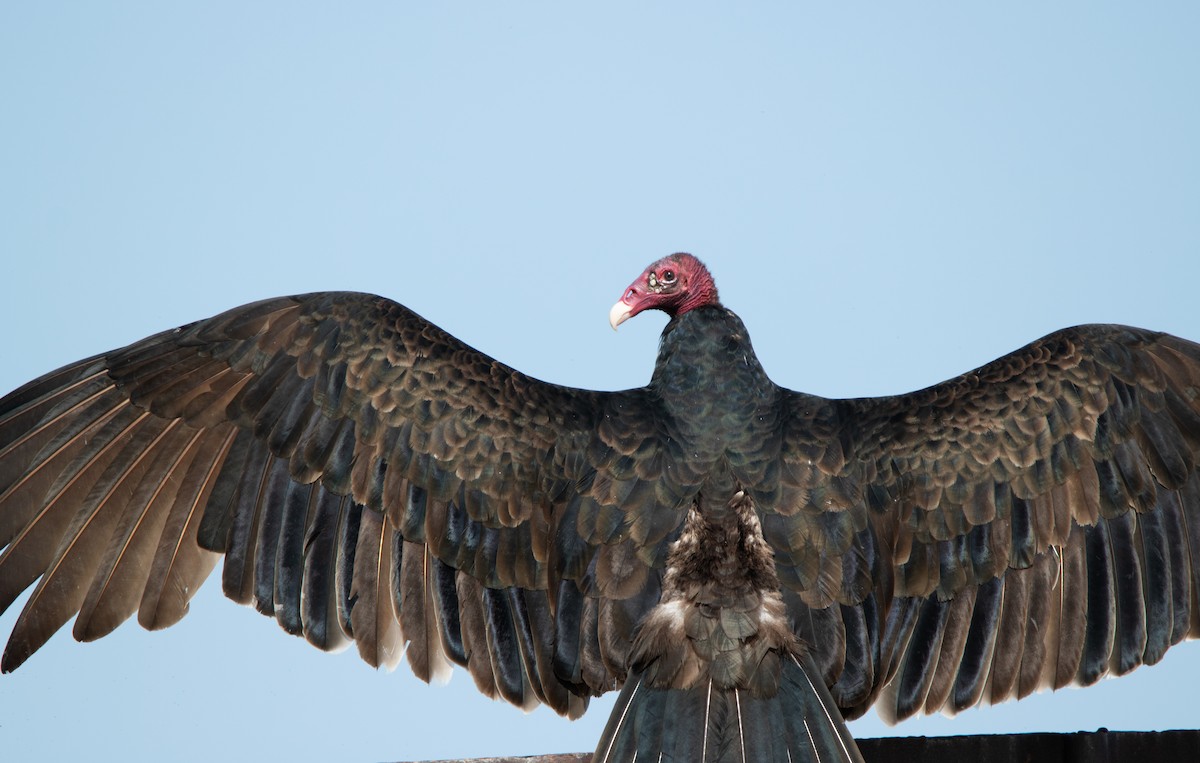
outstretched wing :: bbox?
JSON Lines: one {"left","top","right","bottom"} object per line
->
{"left": 772, "top": 324, "right": 1200, "bottom": 722}
{"left": 0, "top": 292, "right": 676, "bottom": 716}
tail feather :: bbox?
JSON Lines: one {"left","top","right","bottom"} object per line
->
{"left": 593, "top": 653, "right": 864, "bottom": 763}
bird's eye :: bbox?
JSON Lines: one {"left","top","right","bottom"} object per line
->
{"left": 661, "top": 270, "right": 676, "bottom": 284}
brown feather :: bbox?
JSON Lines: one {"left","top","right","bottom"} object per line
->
{"left": 398, "top": 540, "right": 452, "bottom": 683}
{"left": 137, "top": 429, "right": 233, "bottom": 630}
{"left": 455, "top": 571, "right": 499, "bottom": 699}
{"left": 349, "top": 507, "right": 402, "bottom": 669}
{"left": 3, "top": 412, "right": 174, "bottom": 668}
{"left": 923, "top": 589, "right": 974, "bottom": 714}
{"left": 73, "top": 424, "right": 205, "bottom": 640}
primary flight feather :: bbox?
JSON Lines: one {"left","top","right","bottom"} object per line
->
{"left": 2, "top": 253, "right": 1199, "bottom": 762}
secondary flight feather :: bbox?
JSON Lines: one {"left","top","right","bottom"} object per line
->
{"left": 3, "top": 253, "right": 1199, "bottom": 762}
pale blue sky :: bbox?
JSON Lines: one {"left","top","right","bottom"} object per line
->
{"left": 1, "top": 4, "right": 1198, "bottom": 762}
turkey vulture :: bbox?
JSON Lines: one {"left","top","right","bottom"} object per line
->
{"left": 2, "top": 252, "right": 1200, "bottom": 762}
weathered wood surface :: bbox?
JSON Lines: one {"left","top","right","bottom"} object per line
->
{"left": 857, "top": 729, "right": 1200, "bottom": 762}
{"left": 400, "top": 729, "right": 1200, "bottom": 763}
{"left": 401, "top": 756, "right": 588, "bottom": 763}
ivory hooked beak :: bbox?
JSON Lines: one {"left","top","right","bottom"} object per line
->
{"left": 609, "top": 300, "right": 633, "bottom": 330}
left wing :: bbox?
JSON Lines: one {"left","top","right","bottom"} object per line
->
{"left": 0, "top": 291, "right": 679, "bottom": 717}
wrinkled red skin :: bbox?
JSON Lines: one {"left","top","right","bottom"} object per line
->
{"left": 609, "top": 252, "right": 720, "bottom": 329}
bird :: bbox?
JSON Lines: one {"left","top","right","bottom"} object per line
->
{"left": 2, "top": 253, "right": 1200, "bottom": 762}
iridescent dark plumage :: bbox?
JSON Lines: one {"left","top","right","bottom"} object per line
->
{"left": 3, "top": 253, "right": 1200, "bottom": 762}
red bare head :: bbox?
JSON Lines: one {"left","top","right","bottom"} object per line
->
{"left": 609, "top": 253, "right": 720, "bottom": 329}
